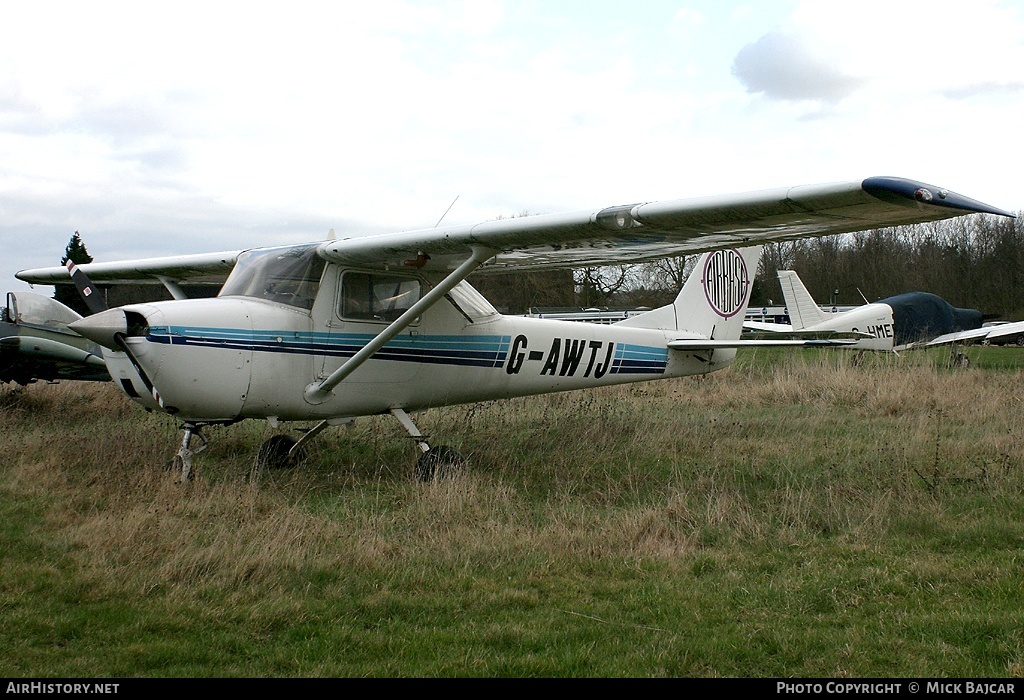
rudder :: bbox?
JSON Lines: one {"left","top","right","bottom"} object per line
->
{"left": 777, "top": 270, "right": 826, "bottom": 330}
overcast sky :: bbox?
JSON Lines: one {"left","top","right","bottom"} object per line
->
{"left": 2, "top": 0, "right": 1022, "bottom": 292}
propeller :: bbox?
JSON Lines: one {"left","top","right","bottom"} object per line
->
{"left": 65, "top": 261, "right": 109, "bottom": 315}
{"left": 65, "top": 262, "right": 168, "bottom": 411}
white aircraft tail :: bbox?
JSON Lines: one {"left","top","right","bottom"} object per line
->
{"left": 617, "top": 246, "right": 762, "bottom": 339}
{"left": 777, "top": 270, "right": 826, "bottom": 330}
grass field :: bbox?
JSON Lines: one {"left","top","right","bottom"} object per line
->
{"left": 2, "top": 346, "right": 1023, "bottom": 678}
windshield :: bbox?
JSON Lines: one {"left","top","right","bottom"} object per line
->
{"left": 219, "top": 245, "right": 325, "bottom": 310}
{"left": 448, "top": 281, "right": 499, "bottom": 321}
{"left": 7, "top": 292, "right": 83, "bottom": 330}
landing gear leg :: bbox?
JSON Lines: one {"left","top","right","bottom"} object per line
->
{"left": 390, "top": 408, "right": 432, "bottom": 455}
{"left": 254, "top": 420, "right": 328, "bottom": 471}
{"left": 390, "top": 408, "right": 466, "bottom": 482}
{"left": 173, "top": 422, "right": 207, "bottom": 482}
{"left": 948, "top": 344, "right": 970, "bottom": 369}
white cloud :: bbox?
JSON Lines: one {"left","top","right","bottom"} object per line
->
{"left": 731, "top": 31, "right": 866, "bottom": 103}
{"left": 1, "top": 0, "right": 1022, "bottom": 292}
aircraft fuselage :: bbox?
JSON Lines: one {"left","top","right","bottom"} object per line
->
{"left": 98, "top": 271, "right": 727, "bottom": 423}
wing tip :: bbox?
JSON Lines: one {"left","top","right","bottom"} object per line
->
{"left": 862, "top": 176, "right": 1014, "bottom": 218}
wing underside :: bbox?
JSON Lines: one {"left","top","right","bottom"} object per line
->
{"left": 316, "top": 176, "right": 1012, "bottom": 272}
{"left": 16, "top": 251, "right": 242, "bottom": 287}
{"left": 15, "top": 176, "right": 1013, "bottom": 286}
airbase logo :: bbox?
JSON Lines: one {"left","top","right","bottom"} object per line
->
{"left": 703, "top": 249, "right": 750, "bottom": 319}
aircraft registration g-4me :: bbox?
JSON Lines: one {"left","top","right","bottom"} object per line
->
{"left": 16, "top": 176, "right": 1014, "bottom": 481}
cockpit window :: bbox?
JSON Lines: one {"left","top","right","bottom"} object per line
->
{"left": 341, "top": 272, "right": 422, "bottom": 322}
{"left": 447, "top": 281, "right": 499, "bottom": 321}
{"left": 7, "top": 292, "right": 83, "bottom": 330}
{"left": 219, "top": 245, "right": 325, "bottom": 310}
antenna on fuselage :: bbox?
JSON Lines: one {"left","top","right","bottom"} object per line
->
{"left": 434, "top": 195, "right": 460, "bottom": 228}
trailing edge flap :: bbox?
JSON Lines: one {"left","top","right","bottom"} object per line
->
{"left": 741, "top": 329, "right": 872, "bottom": 340}
{"left": 668, "top": 338, "right": 861, "bottom": 350}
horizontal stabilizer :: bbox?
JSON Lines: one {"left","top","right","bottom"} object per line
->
{"left": 743, "top": 320, "right": 794, "bottom": 333}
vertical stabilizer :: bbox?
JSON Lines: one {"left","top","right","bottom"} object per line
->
{"left": 617, "top": 246, "right": 762, "bottom": 340}
{"left": 777, "top": 270, "right": 826, "bottom": 330}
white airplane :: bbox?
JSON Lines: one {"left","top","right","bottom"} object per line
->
{"left": 750, "top": 268, "right": 1024, "bottom": 353}
{"left": 15, "top": 176, "right": 1013, "bottom": 481}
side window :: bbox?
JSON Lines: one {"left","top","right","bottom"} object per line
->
{"left": 340, "top": 272, "right": 422, "bottom": 322}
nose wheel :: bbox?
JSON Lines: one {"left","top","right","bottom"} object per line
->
{"left": 173, "top": 423, "right": 207, "bottom": 482}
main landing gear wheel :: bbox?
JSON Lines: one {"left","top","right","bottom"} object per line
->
{"left": 255, "top": 434, "right": 306, "bottom": 470}
{"left": 415, "top": 445, "right": 467, "bottom": 482}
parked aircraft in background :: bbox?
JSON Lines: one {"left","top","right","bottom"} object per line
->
{"left": 0, "top": 291, "right": 108, "bottom": 386}
{"left": 16, "top": 176, "right": 1012, "bottom": 481}
{"left": 747, "top": 268, "right": 1024, "bottom": 354}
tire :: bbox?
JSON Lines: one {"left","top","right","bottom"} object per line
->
{"left": 415, "top": 445, "right": 466, "bottom": 482}
{"left": 255, "top": 434, "right": 305, "bottom": 470}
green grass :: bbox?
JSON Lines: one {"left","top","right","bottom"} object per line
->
{"left": 2, "top": 347, "right": 1024, "bottom": 677}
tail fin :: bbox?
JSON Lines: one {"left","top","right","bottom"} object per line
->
{"left": 777, "top": 270, "right": 826, "bottom": 330}
{"left": 617, "top": 246, "right": 762, "bottom": 339}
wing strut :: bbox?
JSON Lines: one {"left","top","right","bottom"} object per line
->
{"left": 303, "top": 244, "right": 497, "bottom": 404}
{"left": 156, "top": 276, "right": 189, "bottom": 300}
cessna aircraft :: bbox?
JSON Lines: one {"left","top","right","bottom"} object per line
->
{"left": 15, "top": 176, "right": 1013, "bottom": 481}
{"left": 748, "top": 268, "right": 1024, "bottom": 356}
{"left": 0, "top": 290, "right": 108, "bottom": 386}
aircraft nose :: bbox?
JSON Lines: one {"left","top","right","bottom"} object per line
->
{"left": 68, "top": 308, "right": 128, "bottom": 350}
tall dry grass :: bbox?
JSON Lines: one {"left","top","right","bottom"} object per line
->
{"left": 3, "top": 351, "right": 1023, "bottom": 602}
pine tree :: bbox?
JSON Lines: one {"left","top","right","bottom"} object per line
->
{"left": 54, "top": 231, "right": 95, "bottom": 316}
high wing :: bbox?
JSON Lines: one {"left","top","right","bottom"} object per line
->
{"left": 16, "top": 251, "right": 241, "bottom": 287}
{"left": 16, "top": 176, "right": 1013, "bottom": 287}
{"left": 318, "top": 176, "right": 1012, "bottom": 272}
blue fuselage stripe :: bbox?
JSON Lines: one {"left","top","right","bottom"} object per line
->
{"left": 147, "top": 327, "right": 513, "bottom": 368}
{"left": 145, "top": 327, "right": 668, "bottom": 374}
{"left": 611, "top": 343, "right": 668, "bottom": 374}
